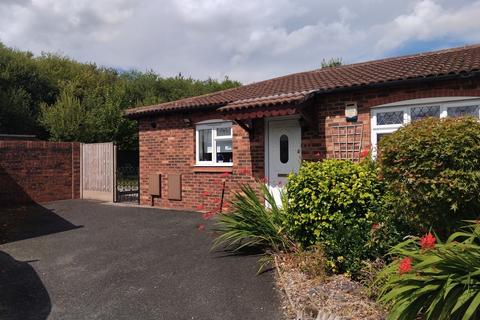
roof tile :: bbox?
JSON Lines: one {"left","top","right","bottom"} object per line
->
{"left": 126, "top": 44, "right": 480, "bottom": 117}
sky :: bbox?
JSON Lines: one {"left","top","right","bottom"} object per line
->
{"left": 1, "top": 0, "right": 480, "bottom": 84}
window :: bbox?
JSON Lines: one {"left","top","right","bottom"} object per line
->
{"left": 196, "top": 121, "right": 233, "bottom": 166}
{"left": 447, "top": 105, "right": 479, "bottom": 118}
{"left": 279, "top": 135, "right": 289, "bottom": 163}
{"left": 411, "top": 106, "right": 440, "bottom": 121}
{"left": 376, "top": 111, "right": 404, "bottom": 125}
{"left": 371, "top": 98, "right": 480, "bottom": 157}
{"left": 376, "top": 133, "right": 391, "bottom": 143}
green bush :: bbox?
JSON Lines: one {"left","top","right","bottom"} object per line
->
{"left": 213, "top": 183, "right": 294, "bottom": 253}
{"left": 378, "top": 222, "right": 480, "bottom": 320}
{"left": 286, "top": 159, "right": 384, "bottom": 274}
{"left": 367, "top": 191, "right": 412, "bottom": 258}
{"left": 379, "top": 117, "right": 480, "bottom": 235}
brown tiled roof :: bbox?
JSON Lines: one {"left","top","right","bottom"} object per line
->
{"left": 125, "top": 44, "right": 480, "bottom": 117}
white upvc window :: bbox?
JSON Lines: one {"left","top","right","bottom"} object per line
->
{"left": 371, "top": 97, "right": 480, "bottom": 156}
{"left": 195, "top": 120, "right": 233, "bottom": 166}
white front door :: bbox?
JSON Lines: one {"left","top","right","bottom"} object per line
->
{"left": 266, "top": 118, "right": 302, "bottom": 206}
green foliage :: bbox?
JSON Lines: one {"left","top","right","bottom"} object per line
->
{"left": 286, "top": 160, "right": 384, "bottom": 274}
{"left": 367, "top": 191, "right": 412, "bottom": 258}
{"left": 378, "top": 222, "right": 480, "bottom": 320}
{"left": 213, "top": 183, "right": 294, "bottom": 253}
{"left": 40, "top": 84, "right": 88, "bottom": 141}
{"left": 0, "top": 43, "right": 54, "bottom": 135}
{"left": 0, "top": 41, "right": 241, "bottom": 149}
{"left": 379, "top": 117, "right": 480, "bottom": 235}
{"left": 320, "top": 57, "right": 343, "bottom": 68}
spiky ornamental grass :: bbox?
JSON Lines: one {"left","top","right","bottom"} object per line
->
{"left": 212, "top": 183, "right": 295, "bottom": 253}
{"left": 377, "top": 221, "right": 480, "bottom": 320}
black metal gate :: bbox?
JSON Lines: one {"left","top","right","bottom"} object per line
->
{"left": 115, "top": 150, "right": 139, "bottom": 203}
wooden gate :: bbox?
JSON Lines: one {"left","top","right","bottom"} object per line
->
{"left": 80, "top": 142, "right": 116, "bottom": 202}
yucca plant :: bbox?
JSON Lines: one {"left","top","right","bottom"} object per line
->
{"left": 377, "top": 221, "right": 480, "bottom": 320}
{"left": 212, "top": 183, "right": 295, "bottom": 253}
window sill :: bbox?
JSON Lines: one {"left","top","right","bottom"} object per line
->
{"left": 193, "top": 166, "right": 233, "bottom": 173}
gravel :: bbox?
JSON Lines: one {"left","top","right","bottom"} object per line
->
{"left": 274, "top": 253, "right": 387, "bottom": 320}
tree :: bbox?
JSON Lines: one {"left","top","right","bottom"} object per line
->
{"left": 0, "top": 43, "right": 54, "bottom": 136}
{"left": 40, "top": 83, "right": 88, "bottom": 141}
{"left": 0, "top": 41, "right": 241, "bottom": 149}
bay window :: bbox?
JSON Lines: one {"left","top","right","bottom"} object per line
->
{"left": 371, "top": 97, "right": 480, "bottom": 156}
{"left": 195, "top": 121, "right": 233, "bottom": 166}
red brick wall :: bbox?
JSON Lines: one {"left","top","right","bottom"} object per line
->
{"left": 138, "top": 76, "right": 480, "bottom": 211}
{"left": 139, "top": 111, "right": 264, "bottom": 211}
{"left": 0, "top": 141, "right": 81, "bottom": 206}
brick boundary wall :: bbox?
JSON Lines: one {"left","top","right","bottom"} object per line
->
{"left": 0, "top": 140, "right": 81, "bottom": 206}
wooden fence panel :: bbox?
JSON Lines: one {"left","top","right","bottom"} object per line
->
{"left": 81, "top": 142, "right": 116, "bottom": 202}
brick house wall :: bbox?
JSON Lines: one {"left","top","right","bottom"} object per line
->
{"left": 139, "top": 111, "right": 264, "bottom": 211}
{"left": 302, "top": 76, "right": 480, "bottom": 161}
{"left": 138, "top": 76, "right": 480, "bottom": 211}
{"left": 0, "top": 141, "right": 81, "bottom": 206}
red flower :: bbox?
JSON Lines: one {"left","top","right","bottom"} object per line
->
{"left": 202, "top": 191, "right": 211, "bottom": 197}
{"left": 399, "top": 257, "right": 413, "bottom": 274}
{"left": 371, "top": 223, "right": 380, "bottom": 231}
{"left": 220, "top": 172, "right": 230, "bottom": 178}
{"left": 360, "top": 149, "right": 370, "bottom": 159}
{"left": 259, "top": 176, "right": 268, "bottom": 184}
{"left": 197, "top": 224, "right": 205, "bottom": 231}
{"left": 196, "top": 204, "right": 205, "bottom": 211}
{"left": 420, "top": 233, "right": 436, "bottom": 250}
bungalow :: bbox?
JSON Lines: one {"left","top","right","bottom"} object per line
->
{"left": 125, "top": 44, "right": 480, "bottom": 211}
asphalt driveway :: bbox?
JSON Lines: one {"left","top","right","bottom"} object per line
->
{"left": 0, "top": 200, "right": 281, "bottom": 320}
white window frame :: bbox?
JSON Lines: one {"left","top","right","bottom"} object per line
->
{"left": 195, "top": 120, "right": 233, "bottom": 166}
{"left": 371, "top": 97, "right": 480, "bottom": 157}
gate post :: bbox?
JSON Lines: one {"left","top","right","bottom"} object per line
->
{"left": 80, "top": 142, "right": 83, "bottom": 199}
{"left": 113, "top": 144, "right": 117, "bottom": 203}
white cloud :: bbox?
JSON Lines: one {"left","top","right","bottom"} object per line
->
{"left": 0, "top": 0, "right": 479, "bottom": 83}
{"left": 375, "top": 0, "right": 480, "bottom": 52}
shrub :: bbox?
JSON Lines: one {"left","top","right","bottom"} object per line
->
{"left": 378, "top": 117, "right": 480, "bottom": 235}
{"left": 378, "top": 222, "right": 480, "bottom": 320}
{"left": 212, "top": 183, "right": 295, "bottom": 253}
{"left": 366, "top": 192, "right": 412, "bottom": 259}
{"left": 286, "top": 160, "right": 384, "bottom": 274}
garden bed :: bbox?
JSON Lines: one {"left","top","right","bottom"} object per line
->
{"left": 275, "top": 253, "right": 386, "bottom": 320}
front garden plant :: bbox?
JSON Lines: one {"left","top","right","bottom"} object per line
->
{"left": 286, "top": 159, "right": 385, "bottom": 275}
{"left": 212, "top": 182, "right": 295, "bottom": 253}
{"left": 379, "top": 117, "right": 480, "bottom": 235}
{"left": 210, "top": 117, "right": 480, "bottom": 319}
{"left": 378, "top": 221, "right": 480, "bottom": 320}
